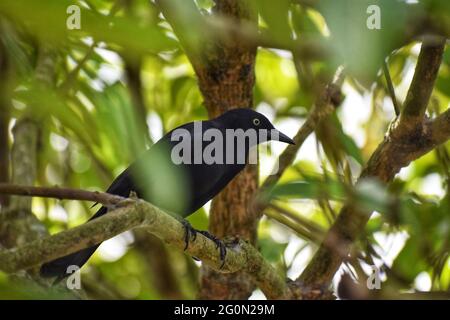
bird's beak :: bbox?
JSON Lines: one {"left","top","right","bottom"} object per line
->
{"left": 271, "top": 129, "right": 295, "bottom": 145}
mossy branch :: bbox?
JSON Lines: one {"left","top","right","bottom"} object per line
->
{"left": 0, "top": 184, "right": 291, "bottom": 299}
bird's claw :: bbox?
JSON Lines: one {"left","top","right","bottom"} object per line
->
{"left": 180, "top": 219, "right": 197, "bottom": 251}
{"left": 179, "top": 220, "right": 227, "bottom": 267}
{"left": 198, "top": 230, "right": 227, "bottom": 268}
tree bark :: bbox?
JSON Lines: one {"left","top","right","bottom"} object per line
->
{"left": 192, "top": 0, "right": 259, "bottom": 300}
{"left": 0, "top": 45, "right": 55, "bottom": 280}
{"left": 0, "top": 34, "right": 11, "bottom": 207}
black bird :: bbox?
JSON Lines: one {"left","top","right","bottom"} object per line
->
{"left": 40, "top": 108, "right": 294, "bottom": 279}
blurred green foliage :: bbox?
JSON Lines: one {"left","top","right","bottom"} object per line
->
{"left": 0, "top": 0, "right": 449, "bottom": 299}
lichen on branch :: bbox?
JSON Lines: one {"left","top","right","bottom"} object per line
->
{"left": 0, "top": 184, "right": 291, "bottom": 299}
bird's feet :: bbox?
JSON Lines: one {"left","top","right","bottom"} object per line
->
{"left": 180, "top": 219, "right": 197, "bottom": 251}
{"left": 197, "top": 230, "right": 227, "bottom": 268}
{"left": 179, "top": 219, "right": 227, "bottom": 268}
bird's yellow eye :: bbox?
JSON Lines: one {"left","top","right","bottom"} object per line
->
{"left": 253, "top": 118, "right": 260, "bottom": 126}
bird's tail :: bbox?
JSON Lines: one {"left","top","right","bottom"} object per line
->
{"left": 40, "top": 206, "right": 107, "bottom": 280}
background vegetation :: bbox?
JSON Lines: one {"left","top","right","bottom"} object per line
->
{"left": 0, "top": 0, "right": 449, "bottom": 299}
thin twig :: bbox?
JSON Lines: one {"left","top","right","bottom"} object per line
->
{"left": 249, "top": 67, "right": 345, "bottom": 222}
{"left": 269, "top": 203, "right": 325, "bottom": 237}
{"left": 0, "top": 183, "right": 129, "bottom": 208}
{"left": 265, "top": 209, "right": 318, "bottom": 243}
{"left": 382, "top": 60, "right": 400, "bottom": 116}
{"left": 59, "top": 43, "right": 97, "bottom": 93}
{"left": 262, "top": 67, "right": 345, "bottom": 192}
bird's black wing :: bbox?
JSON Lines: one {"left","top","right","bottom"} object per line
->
{"left": 176, "top": 119, "right": 246, "bottom": 214}
{"left": 40, "top": 119, "right": 246, "bottom": 279}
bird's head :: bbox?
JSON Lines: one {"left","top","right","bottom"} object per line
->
{"left": 217, "top": 108, "right": 295, "bottom": 145}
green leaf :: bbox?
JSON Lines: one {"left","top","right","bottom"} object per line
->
{"left": 0, "top": 0, "right": 177, "bottom": 53}
{"left": 256, "top": 0, "right": 292, "bottom": 43}
{"left": 319, "top": 0, "right": 422, "bottom": 85}
{"left": 391, "top": 237, "right": 428, "bottom": 283}
{"left": 268, "top": 179, "right": 346, "bottom": 201}
{"left": 259, "top": 235, "right": 288, "bottom": 266}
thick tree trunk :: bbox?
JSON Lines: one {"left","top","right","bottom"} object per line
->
{"left": 0, "top": 38, "right": 11, "bottom": 207}
{"left": 0, "top": 45, "right": 53, "bottom": 277}
{"left": 196, "top": 0, "right": 259, "bottom": 300}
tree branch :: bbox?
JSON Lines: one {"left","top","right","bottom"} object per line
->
{"left": 295, "top": 39, "right": 448, "bottom": 292}
{"left": 0, "top": 184, "right": 129, "bottom": 208}
{"left": 431, "top": 108, "right": 450, "bottom": 145}
{"left": 382, "top": 60, "right": 400, "bottom": 116}
{"left": 261, "top": 67, "right": 345, "bottom": 192}
{"left": 399, "top": 38, "right": 446, "bottom": 127}
{"left": 248, "top": 67, "right": 345, "bottom": 225}
{"left": 0, "top": 184, "right": 291, "bottom": 299}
